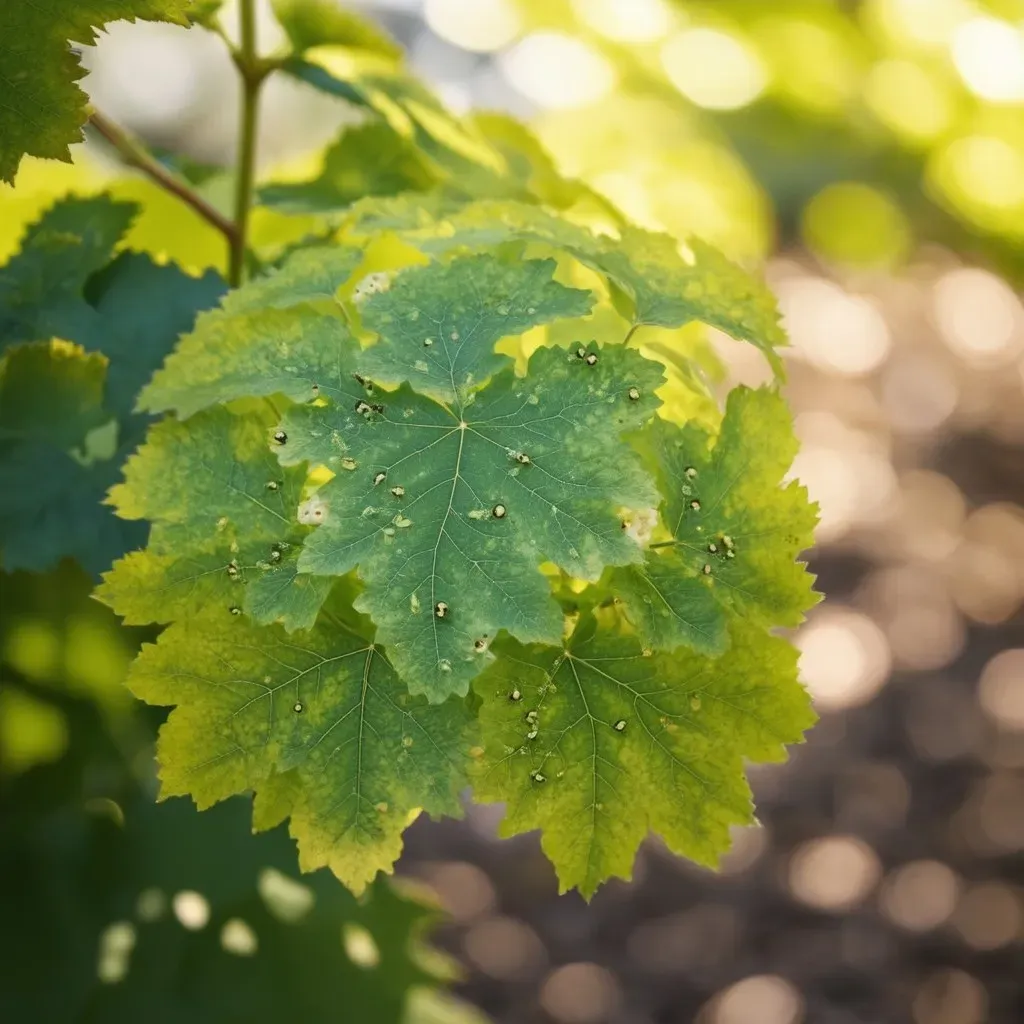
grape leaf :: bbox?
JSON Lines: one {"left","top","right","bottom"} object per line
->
{"left": 344, "top": 197, "right": 787, "bottom": 376}
{"left": 276, "top": 342, "right": 665, "bottom": 701}
{"left": 0, "top": 196, "right": 138, "bottom": 350}
{"left": 0, "top": 197, "right": 224, "bottom": 576}
{"left": 99, "top": 405, "right": 328, "bottom": 631}
{"left": 260, "top": 122, "right": 439, "bottom": 214}
{"left": 84, "top": 251, "right": 225, "bottom": 422}
{"left": 357, "top": 254, "right": 596, "bottom": 403}
{"left": 282, "top": 52, "right": 508, "bottom": 180}
{"left": 471, "top": 614, "right": 816, "bottom": 896}
{"left": 0, "top": 340, "right": 145, "bottom": 575}
{"left": 616, "top": 387, "right": 819, "bottom": 648}
{"left": 271, "top": 0, "right": 401, "bottom": 60}
{"left": 0, "top": 1, "right": 191, "bottom": 184}
{"left": 138, "top": 245, "right": 363, "bottom": 419}
{"left": 126, "top": 598, "right": 473, "bottom": 893}
{"left": 0, "top": 339, "right": 107, "bottom": 446}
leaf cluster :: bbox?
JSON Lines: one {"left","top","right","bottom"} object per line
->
{"left": 0, "top": 0, "right": 821, "bottom": 899}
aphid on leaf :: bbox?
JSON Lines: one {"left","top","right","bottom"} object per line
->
{"left": 509, "top": 689, "right": 522, "bottom": 702}
{"left": 269, "top": 546, "right": 282, "bottom": 564}
{"left": 293, "top": 701, "right": 304, "bottom": 714}
{"left": 702, "top": 563, "right": 712, "bottom": 575}
{"left": 229, "top": 606, "right": 242, "bottom": 616}
{"left": 353, "top": 373, "right": 372, "bottom": 391}
{"left": 355, "top": 400, "right": 372, "bottom": 415}
{"left": 514, "top": 452, "right": 531, "bottom": 465}
{"left": 575, "top": 346, "right": 587, "bottom": 359}
{"left": 373, "top": 471, "right": 386, "bottom": 486}
{"left": 310, "top": 383, "right": 320, "bottom": 398}
{"left": 627, "top": 386, "right": 640, "bottom": 401}
{"left": 708, "top": 543, "right": 718, "bottom": 554}
{"left": 272, "top": 430, "right": 287, "bottom": 445}
{"left": 226, "top": 561, "right": 240, "bottom": 579}
{"left": 435, "top": 601, "right": 449, "bottom": 619}
{"left": 527, "top": 729, "right": 538, "bottom": 741}
{"left": 690, "top": 499, "right": 701, "bottom": 511}
{"left": 492, "top": 504, "right": 507, "bottom": 519}
{"left": 585, "top": 352, "right": 598, "bottom": 366}
{"left": 614, "top": 719, "right": 627, "bottom": 732}
{"left": 474, "top": 638, "right": 489, "bottom": 652}
{"left": 391, "top": 486, "right": 405, "bottom": 498}
{"left": 685, "top": 467, "right": 698, "bottom": 480}
{"left": 530, "top": 770, "right": 546, "bottom": 783}
{"left": 265, "top": 480, "right": 279, "bottom": 492}
{"left": 370, "top": 403, "right": 385, "bottom": 414}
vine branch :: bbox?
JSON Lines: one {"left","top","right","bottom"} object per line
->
{"left": 87, "top": 109, "right": 237, "bottom": 242}
{"left": 229, "top": 0, "right": 263, "bottom": 288}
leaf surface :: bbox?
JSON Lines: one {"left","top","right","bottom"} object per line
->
{"left": 100, "top": 405, "right": 326, "bottom": 630}
{"left": 277, "top": 342, "right": 665, "bottom": 700}
{"left": 0, "top": 1, "right": 191, "bottom": 183}
{"left": 271, "top": 0, "right": 401, "bottom": 59}
{"left": 617, "top": 387, "right": 819, "bottom": 646}
{"left": 345, "top": 198, "right": 787, "bottom": 375}
{"left": 128, "top": 599, "right": 472, "bottom": 892}
{"left": 472, "top": 615, "right": 816, "bottom": 895}
{"left": 139, "top": 245, "right": 362, "bottom": 418}
{"left": 358, "top": 255, "right": 595, "bottom": 403}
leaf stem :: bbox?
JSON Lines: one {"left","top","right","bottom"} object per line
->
{"left": 87, "top": 110, "right": 237, "bottom": 242}
{"left": 623, "top": 323, "right": 644, "bottom": 346}
{"left": 229, "top": 0, "right": 263, "bottom": 288}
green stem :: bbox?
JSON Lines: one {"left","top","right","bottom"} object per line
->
{"left": 229, "top": 0, "right": 262, "bottom": 288}
{"left": 87, "top": 110, "right": 237, "bottom": 242}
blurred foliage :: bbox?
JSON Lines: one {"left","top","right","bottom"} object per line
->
{"left": 503, "top": 0, "right": 1024, "bottom": 279}
{"left": 0, "top": 565, "right": 485, "bottom": 1023}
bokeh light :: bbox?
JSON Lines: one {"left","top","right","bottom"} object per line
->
{"left": 787, "top": 835, "right": 882, "bottom": 912}
{"left": 499, "top": 32, "right": 615, "bottom": 110}
{"left": 661, "top": 28, "right": 768, "bottom": 111}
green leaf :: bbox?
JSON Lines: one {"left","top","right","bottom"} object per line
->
{"left": 0, "top": 197, "right": 224, "bottom": 576}
{"left": 127, "top": 598, "right": 473, "bottom": 893}
{"left": 0, "top": 195, "right": 138, "bottom": 350}
{"left": 0, "top": 1, "right": 192, "bottom": 184}
{"left": 99, "top": 406, "right": 322, "bottom": 628}
{"left": 276, "top": 342, "right": 665, "bottom": 701}
{"left": 0, "top": 339, "right": 107, "bottom": 446}
{"left": 610, "top": 554, "right": 728, "bottom": 656}
{"left": 84, "top": 251, "right": 225, "bottom": 420}
{"left": 471, "top": 614, "right": 816, "bottom": 896}
{"left": 358, "top": 255, "right": 596, "bottom": 403}
{"left": 139, "top": 245, "right": 363, "bottom": 418}
{"left": 260, "top": 122, "right": 439, "bottom": 214}
{"left": 345, "top": 198, "right": 787, "bottom": 376}
{"left": 619, "top": 387, "right": 819, "bottom": 638}
{"left": 282, "top": 54, "right": 507, "bottom": 180}
{"left": 186, "top": 0, "right": 225, "bottom": 27}
{"left": 272, "top": 0, "right": 401, "bottom": 60}
{"left": 0, "top": 341, "right": 146, "bottom": 575}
